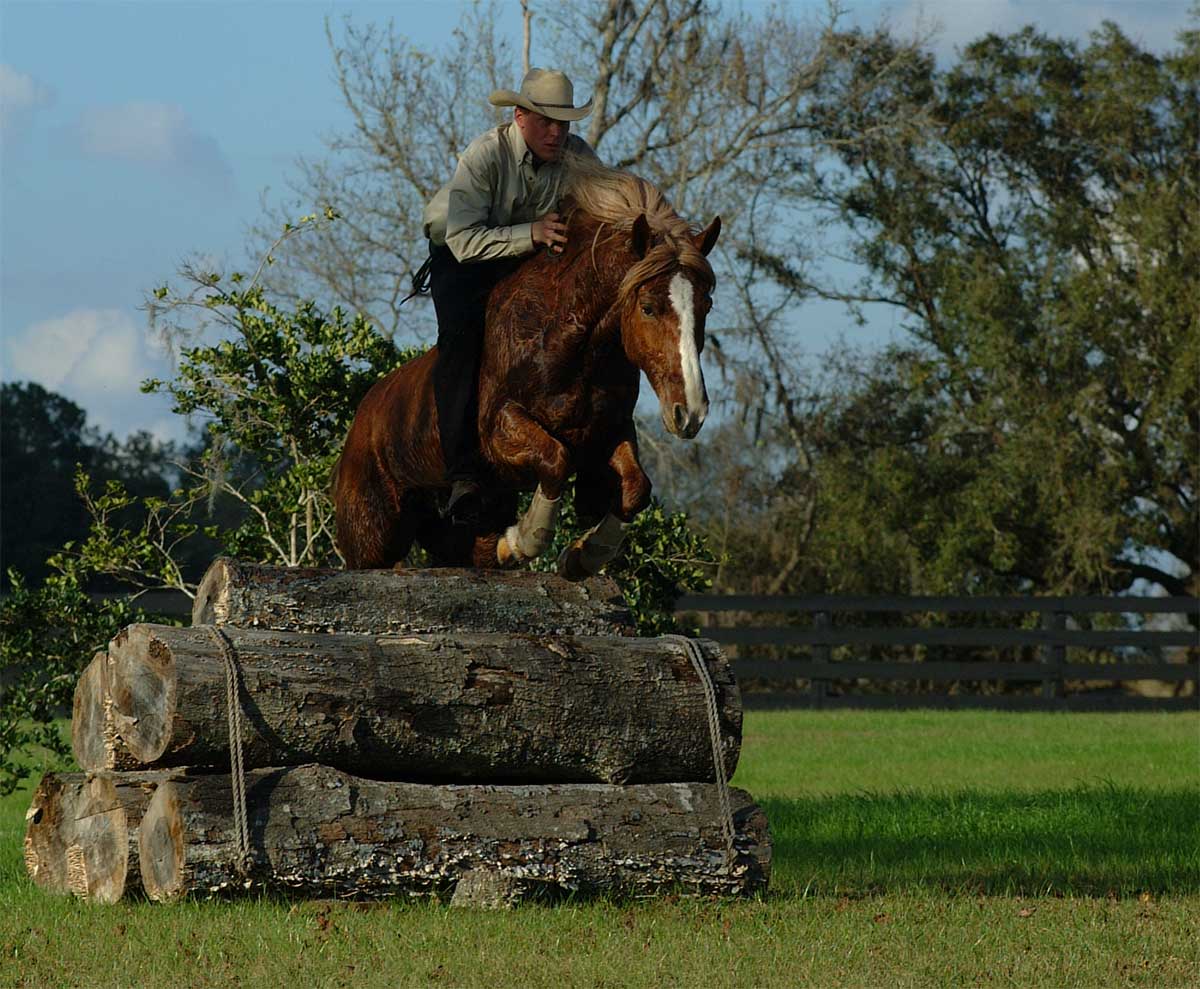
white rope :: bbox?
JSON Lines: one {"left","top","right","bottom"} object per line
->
{"left": 208, "top": 625, "right": 253, "bottom": 877}
{"left": 662, "top": 634, "right": 736, "bottom": 871}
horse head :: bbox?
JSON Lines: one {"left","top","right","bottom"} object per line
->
{"left": 619, "top": 213, "right": 721, "bottom": 439}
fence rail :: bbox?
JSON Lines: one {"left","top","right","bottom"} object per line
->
{"left": 675, "top": 594, "right": 1200, "bottom": 711}
{"left": 7, "top": 588, "right": 1197, "bottom": 711}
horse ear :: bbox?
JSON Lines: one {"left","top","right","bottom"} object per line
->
{"left": 695, "top": 216, "right": 721, "bottom": 257}
{"left": 631, "top": 214, "right": 652, "bottom": 259}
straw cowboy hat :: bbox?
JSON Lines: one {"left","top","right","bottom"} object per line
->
{"left": 489, "top": 68, "right": 593, "bottom": 121}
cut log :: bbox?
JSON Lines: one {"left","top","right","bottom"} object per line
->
{"left": 192, "top": 558, "right": 635, "bottom": 636}
{"left": 72, "top": 652, "right": 143, "bottom": 773}
{"left": 23, "top": 771, "right": 170, "bottom": 903}
{"left": 83, "top": 624, "right": 740, "bottom": 784}
{"left": 138, "top": 764, "right": 771, "bottom": 902}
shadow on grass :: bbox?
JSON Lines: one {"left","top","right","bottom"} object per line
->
{"left": 761, "top": 783, "right": 1200, "bottom": 898}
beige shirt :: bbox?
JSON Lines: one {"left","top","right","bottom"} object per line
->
{"left": 423, "top": 122, "right": 595, "bottom": 263}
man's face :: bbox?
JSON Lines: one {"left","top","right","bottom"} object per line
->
{"left": 514, "top": 108, "right": 570, "bottom": 163}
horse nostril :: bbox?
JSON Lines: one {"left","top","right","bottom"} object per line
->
{"left": 673, "top": 404, "right": 687, "bottom": 432}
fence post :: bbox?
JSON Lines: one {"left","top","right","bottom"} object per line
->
{"left": 812, "top": 611, "right": 831, "bottom": 709}
{"left": 1041, "top": 610, "right": 1066, "bottom": 700}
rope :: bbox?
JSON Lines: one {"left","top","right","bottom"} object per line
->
{"left": 662, "top": 634, "right": 737, "bottom": 871}
{"left": 208, "top": 625, "right": 253, "bottom": 877}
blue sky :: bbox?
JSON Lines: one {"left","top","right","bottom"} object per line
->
{"left": 0, "top": 0, "right": 1190, "bottom": 443}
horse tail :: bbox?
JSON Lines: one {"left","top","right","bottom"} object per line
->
{"left": 328, "top": 444, "right": 345, "bottom": 503}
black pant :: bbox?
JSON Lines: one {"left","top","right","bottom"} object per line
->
{"left": 429, "top": 245, "right": 522, "bottom": 481}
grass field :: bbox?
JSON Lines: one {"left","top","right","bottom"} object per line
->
{"left": 2, "top": 709, "right": 1197, "bottom": 988}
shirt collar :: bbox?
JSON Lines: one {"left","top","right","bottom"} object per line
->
{"left": 506, "top": 121, "right": 536, "bottom": 168}
{"left": 505, "top": 120, "right": 562, "bottom": 173}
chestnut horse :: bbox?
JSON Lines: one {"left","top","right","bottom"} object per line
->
{"left": 333, "top": 159, "right": 720, "bottom": 580}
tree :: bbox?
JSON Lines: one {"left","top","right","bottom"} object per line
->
{"left": 764, "top": 20, "right": 1199, "bottom": 596}
{"left": 0, "top": 382, "right": 177, "bottom": 587}
{"left": 0, "top": 566, "right": 145, "bottom": 794}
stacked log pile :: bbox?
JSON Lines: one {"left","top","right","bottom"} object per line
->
{"left": 25, "top": 560, "right": 771, "bottom": 906}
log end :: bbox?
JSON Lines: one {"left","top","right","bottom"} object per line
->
{"left": 69, "top": 775, "right": 132, "bottom": 904}
{"left": 72, "top": 652, "right": 112, "bottom": 772}
{"left": 193, "top": 557, "right": 237, "bottom": 626}
{"left": 24, "top": 774, "right": 132, "bottom": 903}
{"left": 24, "top": 774, "right": 70, "bottom": 894}
{"left": 107, "top": 624, "right": 175, "bottom": 765}
{"left": 139, "top": 782, "right": 185, "bottom": 902}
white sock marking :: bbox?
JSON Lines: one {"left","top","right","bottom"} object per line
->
{"left": 668, "top": 273, "right": 707, "bottom": 421}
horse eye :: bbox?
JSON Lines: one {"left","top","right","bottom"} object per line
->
{"left": 640, "top": 303, "right": 655, "bottom": 317}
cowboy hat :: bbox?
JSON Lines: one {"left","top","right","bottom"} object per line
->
{"left": 489, "top": 68, "right": 593, "bottom": 122}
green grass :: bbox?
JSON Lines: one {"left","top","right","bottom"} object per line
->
{"left": 2, "top": 710, "right": 1198, "bottom": 988}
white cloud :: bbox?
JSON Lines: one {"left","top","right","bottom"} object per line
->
{"left": 0, "top": 64, "right": 54, "bottom": 130}
{"left": 70, "top": 100, "right": 234, "bottom": 192}
{"left": 3, "top": 308, "right": 104, "bottom": 389}
{"left": 3, "top": 308, "right": 185, "bottom": 441}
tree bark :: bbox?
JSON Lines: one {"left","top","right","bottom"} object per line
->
{"left": 23, "top": 771, "right": 171, "bottom": 903}
{"left": 192, "top": 558, "right": 635, "bottom": 636}
{"left": 138, "top": 764, "right": 771, "bottom": 902}
{"left": 84, "top": 623, "right": 741, "bottom": 783}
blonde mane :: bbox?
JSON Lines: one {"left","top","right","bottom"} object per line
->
{"left": 561, "top": 152, "right": 714, "bottom": 306}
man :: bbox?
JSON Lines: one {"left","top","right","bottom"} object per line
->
{"left": 422, "top": 68, "right": 596, "bottom": 520}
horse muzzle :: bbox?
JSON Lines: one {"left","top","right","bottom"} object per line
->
{"left": 667, "top": 401, "right": 707, "bottom": 439}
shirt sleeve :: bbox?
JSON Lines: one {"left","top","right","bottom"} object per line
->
{"left": 444, "top": 141, "right": 535, "bottom": 263}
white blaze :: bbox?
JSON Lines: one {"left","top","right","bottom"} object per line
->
{"left": 668, "top": 273, "right": 707, "bottom": 419}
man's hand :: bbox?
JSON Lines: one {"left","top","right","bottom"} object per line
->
{"left": 531, "top": 212, "right": 568, "bottom": 254}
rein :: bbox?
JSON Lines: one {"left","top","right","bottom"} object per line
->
{"left": 399, "top": 254, "right": 433, "bottom": 306}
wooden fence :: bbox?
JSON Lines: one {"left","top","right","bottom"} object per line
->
{"left": 12, "top": 588, "right": 1197, "bottom": 712}
{"left": 675, "top": 594, "right": 1200, "bottom": 712}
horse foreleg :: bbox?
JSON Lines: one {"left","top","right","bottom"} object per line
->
{"left": 488, "top": 401, "right": 570, "bottom": 565}
{"left": 558, "top": 433, "right": 651, "bottom": 581}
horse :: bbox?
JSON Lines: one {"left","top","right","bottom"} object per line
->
{"left": 332, "top": 156, "right": 720, "bottom": 580}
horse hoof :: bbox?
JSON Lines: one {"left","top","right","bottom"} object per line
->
{"left": 556, "top": 543, "right": 590, "bottom": 582}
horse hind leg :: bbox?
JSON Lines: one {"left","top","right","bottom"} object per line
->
{"left": 335, "top": 473, "right": 417, "bottom": 570}
{"left": 417, "top": 490, "right": 518, "bottom": 569}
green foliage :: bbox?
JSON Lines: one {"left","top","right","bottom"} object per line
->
{"left": 610, "top": 500, "right": 717, "bottom": 634}
{"left": 0, "top": 568, "right": 148, "bottom": 795}
{"left": 789, "top": 21, "right": 1200, "bottom": 596}
{"left": 0, "top": 383, "right": 177, "bottom": 587}
{"left": 140, "top": 271, "right": 420, "bottom": 570}
{"left": 531, "top": 493, "right": 717, "bottom": 635}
